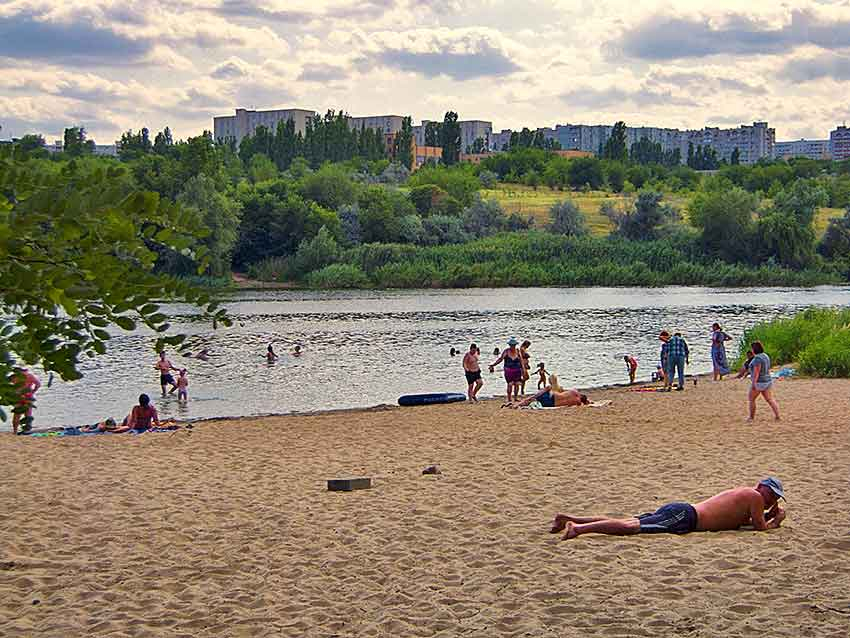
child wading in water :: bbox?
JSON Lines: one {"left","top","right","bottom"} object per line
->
{"left": 176, "top": 369, "right": 189, "bottom": 402}
{"left": 624, "top": 355, "right": 638, "bottom": 385}
{"left": 536, "top": 362, "right": 548, "bottom": 389}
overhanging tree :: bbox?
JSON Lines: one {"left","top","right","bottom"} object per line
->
{"left": 0, "top": 149, "right": 229, "bottom": 423}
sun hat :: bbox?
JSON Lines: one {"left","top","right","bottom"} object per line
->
{"left": 507, "top": 337, "right": 518, "bottom": 346}
{"left": 759, "top": 476, "right": 786, "bottom": 501}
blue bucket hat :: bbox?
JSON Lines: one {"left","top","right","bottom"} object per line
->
{"left": 759, "top": 476, "right": 786, "bottom": 501}
{"left": 507, "top": 337, "right": 519, "bottom": 346}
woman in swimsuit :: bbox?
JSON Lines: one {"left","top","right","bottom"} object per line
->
{"left": 122, "top": 394, "right": 162, "bottom": 432}
{"left": 490, "top": 337, "right": 524, "bottom": 403}
{"left": 519, "top": 340, "right": 532, "bottom": 395}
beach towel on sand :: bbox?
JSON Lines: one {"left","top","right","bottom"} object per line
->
{"left": 520, "top": 400, "right": 611, "bottom": 410}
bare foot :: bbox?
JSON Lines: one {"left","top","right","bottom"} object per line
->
{"left": 561, "top": 521, "right": 579, "bottom": 541}
{"left": 550, "top": 514, "right": 569, "bottom": 534}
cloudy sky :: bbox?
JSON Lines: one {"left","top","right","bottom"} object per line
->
{"left": 2, "top": 0, "right": 850, "bottom": 144}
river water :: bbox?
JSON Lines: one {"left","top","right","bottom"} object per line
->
{"left": 12, "top": 286, "right": 850, "bottom": 429}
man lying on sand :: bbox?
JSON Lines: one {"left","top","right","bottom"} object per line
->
{"left": 551, "top": 477, "right": 786, "bottom": 540}
{"left": 505, "top": 375, "right": 589, "bottom": 408}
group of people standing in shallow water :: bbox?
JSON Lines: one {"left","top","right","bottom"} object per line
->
{"left": 458, "top": 338, "right": 588, "bottom": 409}
{"left": 457, "top": 321, "right": 782, "bottom": 421}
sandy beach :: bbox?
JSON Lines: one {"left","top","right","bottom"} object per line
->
{"left": 1, "top": 376, "right": 849, "bottom": 637}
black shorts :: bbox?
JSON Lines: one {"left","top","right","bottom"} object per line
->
{"left": 160, "top": 373, "right": 175, "bottom": 385}
{"left": 637, "top": 502, "right": 698, "bottom": 534}
{"left": 465, "top": 370, "right": 482, "bottom": 384}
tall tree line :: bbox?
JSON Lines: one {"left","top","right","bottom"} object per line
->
{"left": 238, "top": 110, "right": 388, "bottom": 170}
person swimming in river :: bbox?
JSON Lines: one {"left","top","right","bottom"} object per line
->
{"left": 266, "top": 344, "right": 278, "bottom": 363}
{"left": 292, "top": 345, "right": 303, "bottom": 357}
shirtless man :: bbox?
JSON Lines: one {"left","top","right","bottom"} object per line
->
{"left": 154, "top": 351, "right": 178, "bottom": 396}
{"left": 462, "top": 343, "right": 483, "bottom": 402}
{"left": 551, "top": 477, "right": 786, "bottom": 540}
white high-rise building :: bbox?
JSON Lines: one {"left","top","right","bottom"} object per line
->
{"left": 830, "top": 125, "right": 850, "bottom": 161}
{"left": 773, "top": 139, "right": 831, "bottom": 160}
{"left": 551, "top": 121, "right": 774, "bottom": 164}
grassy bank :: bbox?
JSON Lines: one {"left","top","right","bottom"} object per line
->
{"left": 296, "top": 232, "right": 840, "bottom": 289}
{"left": 481, "top": 185, "right": 844, "bottom": 239}
{"left": 739, "top": 308, "right": 850, "bottom": 377}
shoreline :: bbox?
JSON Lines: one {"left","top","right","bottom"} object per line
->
{"left": 20, "top": 371, "right": 721, "bottom": 434}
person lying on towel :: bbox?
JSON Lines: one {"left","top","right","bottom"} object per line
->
{"left": 506, "top": 375, "right": 589, "bottom": 408}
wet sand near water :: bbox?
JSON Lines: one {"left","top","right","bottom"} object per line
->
{"left": 1, "top": 377, "right": 849, "bottom": 637}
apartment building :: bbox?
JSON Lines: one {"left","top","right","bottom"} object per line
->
{"left": 773, "top": 139, "right": 831, "bottom": 160}
{"left": 213, "top": 108, "right": 316, "bottom": 145}
{"left": 830, "top": 125, "right": 850, "bottom": 161}
{"left": 551, "top": 121, "right": 774, "bottom": 164}
{"left": 413, "top": 119, "right": 493, "bottom": 152}
{"left": 43, "top": 140, "right": 118, "bottom": 157}
{"left": 459, "top": 120, "right": 492, "bottom": 152}
{"left": 490, "top": 129, "right": 512, "bottom": 151}
{"left": 347, "top": 115, "right": 405, "bottom": 135}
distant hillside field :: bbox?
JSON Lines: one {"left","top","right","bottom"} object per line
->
{"left": 482, "top": 185, "right": 842, "bottom": 238}
{"left": 480, "top": 186, "right": 622, "bottom": 235}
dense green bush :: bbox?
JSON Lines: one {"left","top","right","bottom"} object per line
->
{"left": 304, "top": 264, "right": 371, "bottom": 289}
{"left": 737, "top": 308, "right": 850, "bottom": 376}
{"left": 290, "top": 232, "right": 843, "bottom": 289}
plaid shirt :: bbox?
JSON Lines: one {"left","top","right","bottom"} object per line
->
{"left": 667, "top": 335, "right": 689, "bottom": 359}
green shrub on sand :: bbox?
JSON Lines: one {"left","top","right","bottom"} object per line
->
{"left": 738, "top": 308, "right": 850, "bottom": 377}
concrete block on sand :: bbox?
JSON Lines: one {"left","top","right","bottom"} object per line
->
{"left": 327, "top": 477, "right": 372, "bottom": 491}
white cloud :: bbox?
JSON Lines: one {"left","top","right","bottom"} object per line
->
{"left": 2, "top": 1, "right": 850, "bottom": 142}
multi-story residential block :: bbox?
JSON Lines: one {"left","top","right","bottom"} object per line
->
{"left": 42, "top": 140, "right": 118, "bottom": 157}
{"left": 830, "top": 125, "right": 850, "bottom": 161}
{"left": 773, "top": 139, "right": 831, "bottom": 160}
{"left": 347, "top": 115, "right": 405, "bottom": 135}
{"left": 490, "top": 129, "right": 513, "bottom": 151}
{"left": 414, "top": 119, "right": 493, "bottom": 153}
{"left": 213, "top": 108, "right": 316, "bottom": 145}
{"left": 459, "top": 120, "right": 492, "bottom": 153}
{"left": 552, "top": 121, "right": 774, "bottom": 164}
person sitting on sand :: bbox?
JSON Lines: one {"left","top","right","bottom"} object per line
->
{"left": 551, "top": 477, "right": 786, "bottom": 540}
{"left": 122, "top": 394, "right": 161, "bottom": 432}
{"left": 624, "top": 355, "right": 638, "bottom": 385}
{"left": 508, "top": 375, "right": 589, "bottom": 408}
